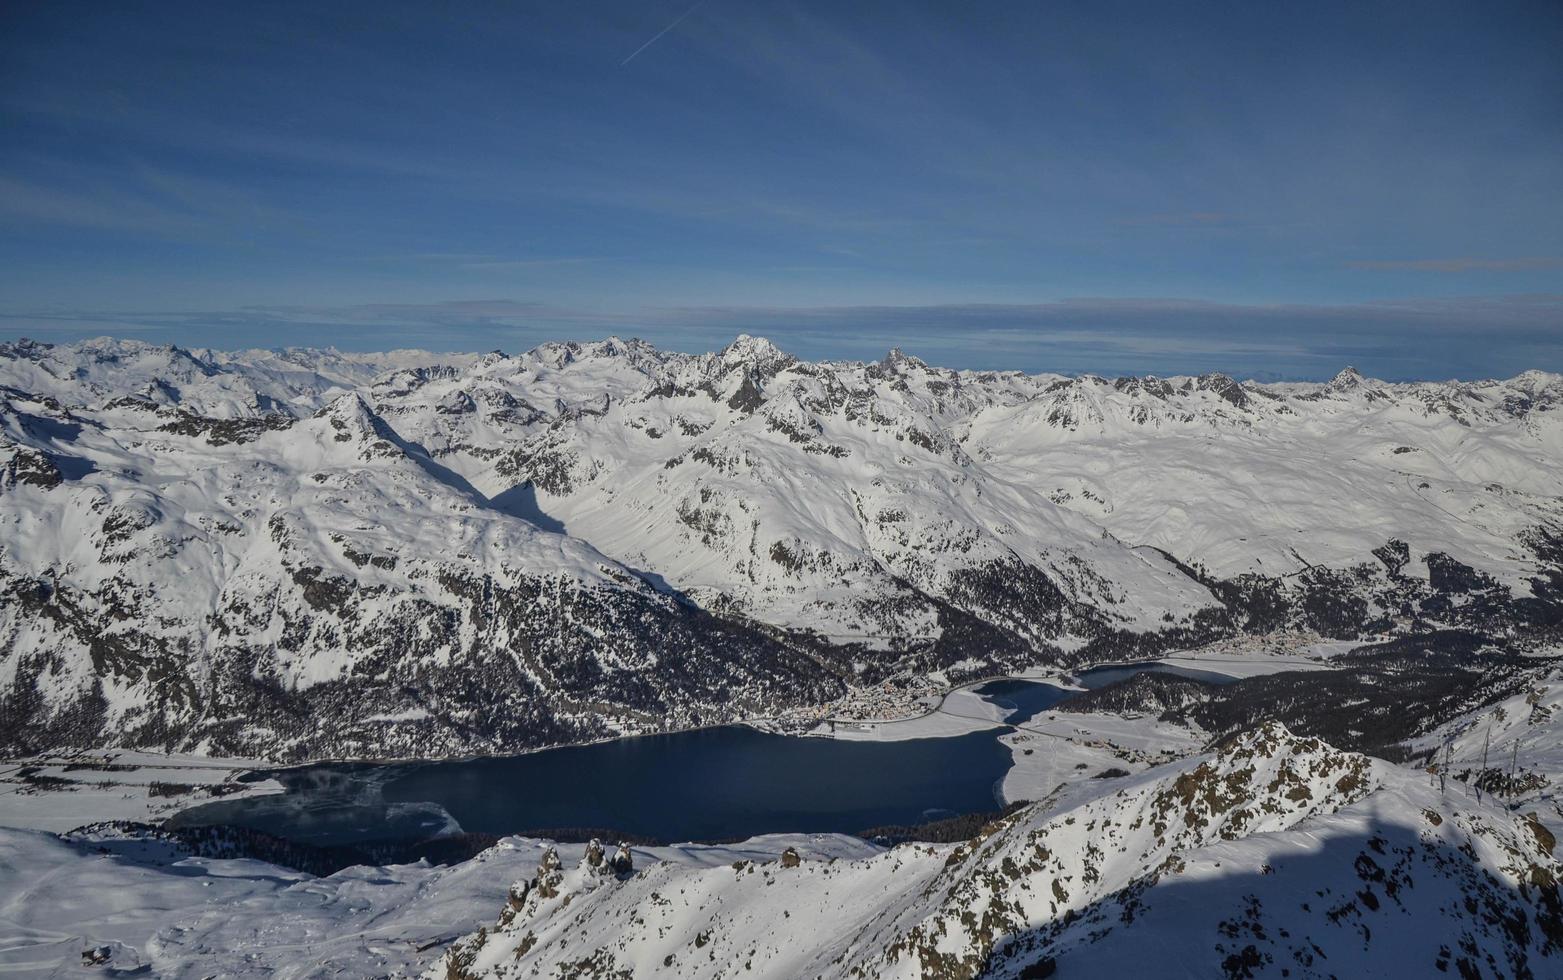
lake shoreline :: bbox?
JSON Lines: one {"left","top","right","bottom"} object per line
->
{"left": 160, "top": 656, "right": 1261, "bottom": 823}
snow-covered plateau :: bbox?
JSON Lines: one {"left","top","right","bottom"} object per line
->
{"left": 3, "top": 335, "right": 1563, "bottom": 977}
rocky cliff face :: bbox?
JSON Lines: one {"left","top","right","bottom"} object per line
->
{"left": 3, "top": 336, "right": 1562, "bottom": 760}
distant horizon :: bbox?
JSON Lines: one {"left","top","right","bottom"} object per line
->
{"left": 8, "top": 321, "right": 1561, "bottom": 385}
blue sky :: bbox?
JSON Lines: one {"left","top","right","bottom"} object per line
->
{"left": 1, "top": 0, "right": 1560, "bottom": 378}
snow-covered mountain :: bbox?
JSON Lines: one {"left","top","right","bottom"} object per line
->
{"left": 0, "top": 335, "right": 464, "bottom": 417}
{"left": 3, "top": 335, "right": 1561, "bottom": 759}
{"left": 437, "top": 723, "right": 1563, "bottom": 978}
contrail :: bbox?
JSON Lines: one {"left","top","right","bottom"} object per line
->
{"left": 620, "top": 1, "right": 704, "bottom": 66}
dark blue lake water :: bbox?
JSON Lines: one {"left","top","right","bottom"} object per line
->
{"left": 1073, "top": 662, "right": 1235, "bottom": 691}
{"left": 972, "top": 679, "right": 1075, "bottom": 725}
{"left": 972, "top": 662, "right": 1233, "bottom": 725}
{"left": 172, "top": 726, "right": 1012, "bottom": 846}
{"left": 171, "top": 662, "right": 1235, "bottom": 846}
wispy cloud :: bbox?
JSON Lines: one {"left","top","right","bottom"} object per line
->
{"left": 621, "top": 2, "right": 706, "bottom": 66}
{"left": 1350, "top": 257, "right": 1563, "bottom": 272}
{"left": 1114, "top": 211, "right": 1235, "bottom": 227}
{"left": 457, "top": 257, "right": 623, "bottom": 273}
{"left": 0, "top": 174, "right": 197, "bottom": 234}
{"left": 0, "top": 164, "right": 306, "bottom": 238}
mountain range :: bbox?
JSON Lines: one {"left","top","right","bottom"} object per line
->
{"left": 3, "top": 335, "right": 1561, "bottom": 760}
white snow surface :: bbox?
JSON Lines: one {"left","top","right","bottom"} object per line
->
{"left": 8, "top": 334, "right": 1561, "bottom": 659}
{"left": 6, "top": 332, "right": 1562, "bottom": 759}
{"left": 1418, "top": 660, "right": 1563, "bottom": 792}
{"left": 0, "top": 750, "right": 281, "bottom": 832}
{"left": 0, "top": 829, "right": 873, "bottom": 978}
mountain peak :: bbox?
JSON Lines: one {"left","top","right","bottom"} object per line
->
{"left": 723, "top": 334, "right": 778, "bottom": 356}
{"left": 311, "top": 392, "right": 403, "bottom": 458}
{"left": 1328, "top": 365, "right": 1364, "bottom": 390}
{"left": 315, "top": 390, "right": 373, "bottom": 418}
{"left": 718, "top": 335, "right": 794, "bottom": 376}
{"left": 0, "top": 338, "right": 53, "bottom": 360}
{"left": 1194, "top": 371, "right": 1248, "bottom": 408}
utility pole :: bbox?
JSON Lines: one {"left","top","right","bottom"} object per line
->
{"left": 1477, "top": 724, "right": 1491, "bottom": 803}
{"left": 1508, "top": 739, "right": 1520, "bottom": 808}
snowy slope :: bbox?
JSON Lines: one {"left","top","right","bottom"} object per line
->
{"left": 438, "top": 724, "right": 1563, "bottom": 979}
{"left": 0, "top": 824, "right": 875, "bottom": 977}
{"left": 359, "top": 338, "right": 1563, "bottom": 648}
{"left": 1416, "top": 663, "right": 1563, "bottom": 811}
{"left": 3, "top": 334, "right": 1562, "bottom": 760}
{"left": 0, "top": 359, "right": 838, "bottom": 760}
{"left": 965, "top": 367, "right": 1563, "bottom": 588}
{"left": 0, "top": 336, "right": 464, "bottom": 417}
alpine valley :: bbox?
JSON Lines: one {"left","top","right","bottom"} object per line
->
{"left": 5, "top": 334, "right": 1563, "bottom": 760}
{"left": 3, "top": 334, "right": 1563, "bottom": 978}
